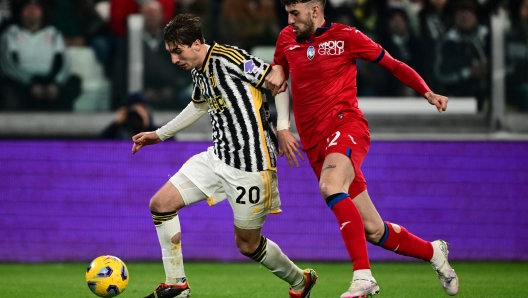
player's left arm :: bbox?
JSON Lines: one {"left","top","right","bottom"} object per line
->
{"left": 264, "top": 65, "right": 287, "bottom": 96}
{"left": 377, "top": 50, "right": 448, "bottom": 113}
{"left": 224, "top": 46, "right": 273, "bottom": 89}
{"left": 350, "top": 29, "right": 447, "bottom": 113}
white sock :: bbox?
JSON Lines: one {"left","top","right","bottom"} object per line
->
{"left": 259, "top": 238, "right": 305, "bottom": 292}
{"left": 154, "top": 213, "right": 186, "bottom": 285}
{"left": 353, "top": 269, "right": 373, "bottom": 281}
{"left": 430, "top": 242, "right": 445, "bottom": 264}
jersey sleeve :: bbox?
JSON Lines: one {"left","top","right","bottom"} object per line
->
{"left": 271, "top": 30, "right": 290, "bottom": 79}
{"left": 212, "top": 44, "right": 271, "bottom": 88}
{"left": 348, "top": 28, "right": 384, "bottom": 62}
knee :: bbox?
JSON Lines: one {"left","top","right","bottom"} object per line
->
{"left": 235, "top": 236, "right": 259, "bottom": 257}
{"left": 149, "top": 195, "right": 165, "bottom": 213}
{"left": 319, "top": 179, "right": 340, "bottom": 199}
{"left": 149, "top": 193, "right": 180, "bottom": 213}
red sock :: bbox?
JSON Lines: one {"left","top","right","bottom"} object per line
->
{"left": 380, "top": 221, "right": 433, "bottom": 261}
{"left": 328, "top": 194, "right": 370, "bottom": 270}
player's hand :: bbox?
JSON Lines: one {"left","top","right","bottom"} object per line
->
{"left": 425, "top": 92, "right": 448, "bottom": 113}
{"left": 265, "top": 65, "right": 285, "bottom": 97}
{"left": 131, "top": 131, "right": 161, "bottom": 154}
{"left": 275, "top": 81, "right": 287, "bottom": 95}
{"left": 277, "top": 129, "right": 304, "bottom": 168}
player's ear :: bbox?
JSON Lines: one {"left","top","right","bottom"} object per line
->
{"left": 312, "top": 4, "right": 320, "bottom": 18}
{"left": 191, "top": 39, "right": 201, "bottom": 51}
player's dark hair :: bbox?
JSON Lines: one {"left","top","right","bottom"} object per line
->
{"left": 280, "top": 0, "right": 326, "bottom": 8}
{"left": 163, "top": 14, "right": 205, "bottom": 48}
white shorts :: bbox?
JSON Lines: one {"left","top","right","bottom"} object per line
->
{"left": 169, "top": 147, "right": 282, "bottom": 229}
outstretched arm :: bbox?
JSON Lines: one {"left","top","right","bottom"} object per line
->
{"left": 377, "top": 50, "right": 448, "bottom": 112}
{"left": 131, "top": 101, "right": 208, "bottom": 154}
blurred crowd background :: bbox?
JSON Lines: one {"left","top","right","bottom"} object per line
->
{"left": 0, "top": 0, "right": 527, "bottom": 130}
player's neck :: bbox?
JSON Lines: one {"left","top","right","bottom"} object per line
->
{"left": 308, "top": 18, "right": 326, "bottom": 40}
{"left": 196, "top": 44, "right": 210, "bottom": 69}
{"left": 315, "top": 17, "right": 325, "bottom": 29}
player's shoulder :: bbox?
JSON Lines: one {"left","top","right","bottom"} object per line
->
{"left": 329, "top": 23, "right": 363, "bottom": 37}
{"left": 278, "top": 26, "right": 296, "bottom": 41}
{"left": 210, "top": 43, "right": 248, "bottom": 66}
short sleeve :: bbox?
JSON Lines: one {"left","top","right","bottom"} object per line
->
{"left": 348, "top": 28, "right": 384, "bottom": 62}
{"left": 239, "top": 55, "right": 271, "bottom": 88}
{"left": 212, "top": 44, "right": 271, "bottom": 88}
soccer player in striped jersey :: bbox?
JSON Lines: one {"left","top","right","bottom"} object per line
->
{"left": 131, "top": 14, "right": 316, "bottom": 298}
{"left": 267, "top": 1, "right": 459, "bottom": 297}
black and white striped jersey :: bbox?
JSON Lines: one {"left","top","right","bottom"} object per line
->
{"left": 191, "top": 43, "right": 278, "bottom": 172}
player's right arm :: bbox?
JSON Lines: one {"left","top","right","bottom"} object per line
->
{"left": 131, "top": 101, "right": 208, "bottom": 154}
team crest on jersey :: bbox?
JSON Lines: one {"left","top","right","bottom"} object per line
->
{"left": 307, "top": 45, "right": 315, "bottom": 60}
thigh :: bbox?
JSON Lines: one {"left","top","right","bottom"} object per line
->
{"left": 325, "top": 120, "right": 370, "bottom": 183}
{"left": 150, "top": 180, "right": 186, "bottom": 213}
{"left": 326, "top": 120, "right": 370, "bottom": 198}
{"left": 307, "top": 120, "right": 370, "bottom": 176}
{"left": 177, "top": 150, "right": 227, "bottom": 206}
{"left": 234, "top": 225, "right": 262, "bottom": 245}
{"left": 218, "top": 163, "right": 281, "bottom": 229}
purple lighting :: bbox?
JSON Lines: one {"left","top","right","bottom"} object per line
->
{"left": 1, "top": 140, "right": 527, "bottom": 262}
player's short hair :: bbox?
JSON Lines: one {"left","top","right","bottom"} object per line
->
{"left": 163, "top": 14, "right": 205, "bottom": 48}
{"left": 280, "top": 0, "right": 326, "bottom": 8}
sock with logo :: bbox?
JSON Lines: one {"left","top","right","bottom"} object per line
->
{"left": 376, "top": 221, "right": 433, "bottom": 261}
{"left": 326, "top": 193, "right": 370, "bottom": 270}
{"left": 249, "top": 236, "right": 305, "bottom": 291}
{"left": 152, "top": 211, "right": 187, "bottom": 285}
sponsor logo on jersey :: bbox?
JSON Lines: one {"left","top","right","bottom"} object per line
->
{"left": 318, "top": 40, "right": 345, "bottom": 56}
{"left": 307, "top": 45, "right": 315, "bottom": 60}
{"left": 289, "top": 45, "right": 300, "bottom": 50}
{"left": 243, "top": 60, "right": 258, "bottom": 74}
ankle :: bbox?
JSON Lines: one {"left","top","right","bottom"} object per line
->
{"left": 353, "top": 269, "right": 373, "bottom": 281}
{"left": 291, "top": 275, "right": 306, "bottom": 292}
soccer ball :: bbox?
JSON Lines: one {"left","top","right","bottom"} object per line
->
{"left": 86, "top": 255, "right": 129, "bottom": 297}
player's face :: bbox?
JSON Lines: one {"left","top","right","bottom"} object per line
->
{"left": 165, "top": 41, "right": 201, "bottom": 70}
{"left": 285, "top": 3, "right": 316, "bottom": 40}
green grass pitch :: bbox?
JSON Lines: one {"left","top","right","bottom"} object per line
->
{"left": 1, "top": 261, "right": 527, "bottom": 297}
